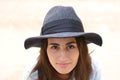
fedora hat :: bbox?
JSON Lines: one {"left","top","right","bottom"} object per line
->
{"left": 24, "top": 6, "right": 102, "bottom": 49}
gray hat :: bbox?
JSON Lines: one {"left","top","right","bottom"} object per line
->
{"left": 24, "top": 6, "right": 102, "bottom": 49}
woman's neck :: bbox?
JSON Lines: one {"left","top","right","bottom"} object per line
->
{"left": 57, "top": 73, "right": 71, "bottom": 80}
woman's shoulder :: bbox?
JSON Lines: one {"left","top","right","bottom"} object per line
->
{"left": 91, "top": 55, "right": 101, "bottom": 70}
{"left": 90, "top": 55, "right": 102, "bottom": 80}
{"left": 21, "top": 59, "right": 38, "bottom": 80}
{"left": 27, "top": 71, "right": 38, "bottom": 80}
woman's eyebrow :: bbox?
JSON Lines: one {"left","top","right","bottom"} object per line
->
{"left": 66, "top": 41, "right": 76, "bottom": 45}
{"left": 49, "top": 43, "right": 59, "bottom": 46}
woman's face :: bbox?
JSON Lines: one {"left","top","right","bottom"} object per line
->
{"left": 47, "top": 38, "right": 79, "bottom": 74}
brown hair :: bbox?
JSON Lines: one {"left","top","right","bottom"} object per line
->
{"left": 31, "top": 37, "right": 92, "bottom": 80}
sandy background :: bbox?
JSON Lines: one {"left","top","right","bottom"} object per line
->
{"left": 0, "top": 0, "right": 120, "bottom": 80}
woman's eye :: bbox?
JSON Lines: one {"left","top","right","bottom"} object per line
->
{"left": 67, "top": 45, "right": 75, "bottom": 49}
{"left": 51, "top": 46, "right": 58, "bottom": 50}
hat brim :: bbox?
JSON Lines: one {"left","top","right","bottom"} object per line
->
{"left": 24, "top": 32, "right": 102, "bottom": 49}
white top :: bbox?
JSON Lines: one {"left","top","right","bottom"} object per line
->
{"left": 21, "top": 56, "right": 102, "bottom": 80}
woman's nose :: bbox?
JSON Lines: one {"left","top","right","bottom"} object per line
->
{"left": 58, "top": 49, "right": 68, "bottom": 61}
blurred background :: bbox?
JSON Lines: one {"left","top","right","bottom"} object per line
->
{"left": 0, "top": 0, "right": 120, "bottom": 80}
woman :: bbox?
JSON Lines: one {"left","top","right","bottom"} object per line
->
{"left": 24, "top": 6, "right": 103, "bottom": 80}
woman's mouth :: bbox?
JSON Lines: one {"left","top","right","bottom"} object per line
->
{"left": 57, "top": 63, "right": 70, "bottom": 68}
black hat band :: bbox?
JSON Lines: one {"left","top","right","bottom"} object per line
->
{"left": 41, "top": 19, "right": 84, "bottom": 35}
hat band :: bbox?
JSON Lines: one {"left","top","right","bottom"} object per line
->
{"left": 41, "top": 19, "right": 84, "bottom": 35}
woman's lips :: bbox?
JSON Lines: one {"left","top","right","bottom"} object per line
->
{"left": 57, "top": 63, "right": 70, "bottom": 68}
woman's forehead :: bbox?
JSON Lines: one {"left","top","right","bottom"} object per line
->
{"left": 47, "top": 38, "right": 76, "bottom": 44}
{"left": 48, "top": 37, "right": 76, "bottom": 41}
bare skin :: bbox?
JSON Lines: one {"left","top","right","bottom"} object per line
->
{"left": 47, "top": 38, "right": 79, "bottom": 79}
